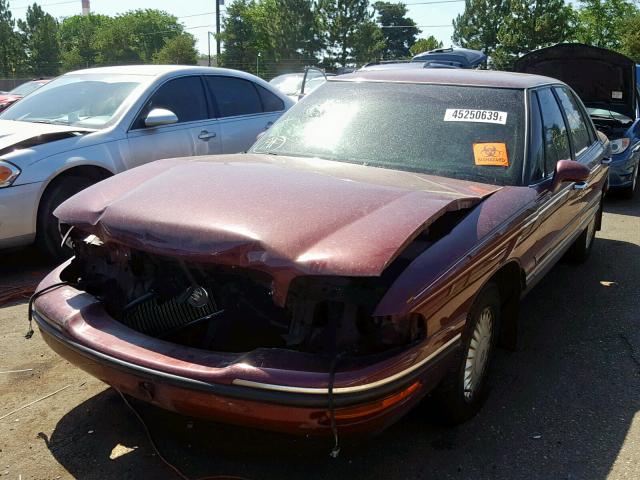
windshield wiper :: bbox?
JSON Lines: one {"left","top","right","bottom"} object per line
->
{"left": 30, "top": 119, "right": 71, "bottom": 126}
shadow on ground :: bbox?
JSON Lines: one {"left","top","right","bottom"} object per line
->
{"left": 32, "top": 197, "right": 640, "bottom": 479}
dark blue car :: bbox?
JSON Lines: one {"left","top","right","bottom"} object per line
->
{"left": 516, "top": 44, "right": 639, "bottom": 198}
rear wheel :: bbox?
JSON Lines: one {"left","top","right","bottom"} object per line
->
{"left": 36, "top": 175, "right": 94, "bottom": 261}
{"left": 434, "top": 282, "right": 500, "bottom": 425}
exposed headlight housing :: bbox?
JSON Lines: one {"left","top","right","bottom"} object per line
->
{"left": 610, "top": 138, "right": 631, "bottom": 155}
{"left": 0, "top": 160, "right": 21, "bottom": 187}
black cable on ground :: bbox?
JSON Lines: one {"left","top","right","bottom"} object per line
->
{"left": 115, "top": 389, "right": 251, "bottom": 480}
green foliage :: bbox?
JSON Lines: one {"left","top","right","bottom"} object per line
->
{"left": 218, "top": 0, "right": 263, "bottom": 73}
{"left": 620, "top": 14, "right": 640, "bottom": 61}
{"left": 153, "top": 34, "right": 198, "bottom": 64}
{"left": 318, "top": 0, "right": 383, "bottom": 66}
{"left": 59, "top": 14, "right": 111, "bottom": 71}
{"left": 452, "top": 0, "right": 509, "bottom": 59}
{"left": 0, "top": 0, "right": 25, "bottom": 77}
{"left": 374, "top": 2, "right": 420, "bottom": 59}
{"left": 409, "top": 36, "right": 443, "bottom": 56}
{"left": 18, "top": 3, "right": 60, "bottom": 76}
{"left": 576, "top": 0, "right": 637, "bottom": 50}
{"left": 493, "top": 0, "right": 577, "bottom": 69}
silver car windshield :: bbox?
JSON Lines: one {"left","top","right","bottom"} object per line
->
{"left": 0, "top": 74, "right": 149, "bottom": 129}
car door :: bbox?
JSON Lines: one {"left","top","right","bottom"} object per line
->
{"left": 525, "top": 87, "right": 577, "bottom": 280}
{"left": 552, "top": 86, "right": 605, "bottom": 234}
{"left": 203, "top": 75, "right": 285, "bottom": 153}
{"left": 126, "top": 76, "right": 221, "bottom": 168}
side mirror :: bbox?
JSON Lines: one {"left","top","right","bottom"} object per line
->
{"left": 144, "top": 108, "right": 178, "bottom": 128}
{"left": 552, "top": 159, "right": 590, "bottom": 189}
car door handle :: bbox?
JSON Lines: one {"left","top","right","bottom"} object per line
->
{"left": 601, "top": 158, "right": 612, "bottom": 165}
{"left": 198, "top": 130, "right": 217, "bottom": 140}
{"left": 573, "top": 181, "right": 589, "bottom": 191}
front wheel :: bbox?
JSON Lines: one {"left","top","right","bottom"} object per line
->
{"left": 36, "top": 176, "right": 94, "bottom": 261}
{"left": 566, "top": 208, "right": 597, "bottom": 264}
{"left": 434, "top": 282, "right": 500, "bottom": 425}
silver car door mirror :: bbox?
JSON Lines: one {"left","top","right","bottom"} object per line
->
{"left": 145, "top": 108, "right": 178, "bottom": 128}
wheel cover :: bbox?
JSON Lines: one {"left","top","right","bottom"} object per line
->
{"left": 464, "top": 307, "right": 494, "bottom": 400}
{"left": 585, "top": 216, "right": 596, "bottom": 249}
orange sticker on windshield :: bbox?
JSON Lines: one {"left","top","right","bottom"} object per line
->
{"left": 473, "top": 143, "right": 509, "bottom": 167}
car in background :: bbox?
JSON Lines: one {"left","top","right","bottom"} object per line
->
{"left": 269, "top": 67, "right": 334, "bottom": 101}
{"left": 33, "top": 68, "right": 608, "bottom": 437}
{"left": 0, "top": 65, "right": 293, "bottom": 258}
{"left": 516, "top": 43, "right": 640, "bottom": 198}
{"left": 412, "top": 47, "right": 487, "bottom": 69}
{"left": 0, "top": 79, "right": 50, "bottom": 112}
{"left": 360, "top": 48, "right": 487, "bottom": 71}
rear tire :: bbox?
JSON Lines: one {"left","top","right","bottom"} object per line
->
{"left": 434, "top": 282, "right": 500, "bottom": 425}
{"left": 36, "top": 175, "right": 94, "bottom": 261}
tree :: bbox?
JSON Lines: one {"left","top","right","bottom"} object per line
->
{"left": 452, "top": 0, "right": 509, "bottom": 59}
{"left": 318, "top": 0, "right": 381, "bottom": 67}
{"left": 0, "top": 0, "right": 25, "bottom": 77}
{"left": 153, "top": 34, "right": 198, "bottom": 64}
{"left": 493, "top": 0, "right": 577, "bottom": 70}
{"left": 94, "top": 10, "right": 185, "bottom": 65}
{"left": 410, "top": 36, "right": 443, "bottom": 56}
{"left": 620, "top": 14, "right": 640, "bottom": 61}
{"left": 18, "top": 3, "right": 60, "bottom": 76}
{"left": 218, "top": 0, "right": 264, "bottom": 73}
{"left": 374, "top": 2, "right": 420, "bottom": 59}
{"left": 576, "top": 0, "right": 637, "bottom": 50}
{"left": 59, "top": 14, "right": 111, "bottom": 70}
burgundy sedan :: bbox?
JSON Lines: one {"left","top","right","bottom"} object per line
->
{"left": 0, "top": 79, "right": 49, "bottom": 112}
{"left": 32, "top": 69, "right": 609, "bottom": 437}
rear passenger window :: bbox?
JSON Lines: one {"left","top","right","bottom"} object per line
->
{"left": 205, "top": 76, "right": 262, "bottom": 117}
{"left": 554, "top": 87, "right": 592, "bottom": 156}
{"left": 136, "top": 76, "right": 207, "bottom": 128}
{"left": 256, "top": 84, "right": 284, "bottom": 112}
{"left": 537, "top": 88, "right": 571, "bottom": 174}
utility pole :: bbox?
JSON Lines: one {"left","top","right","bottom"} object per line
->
{"left": 216, "top": 0, "right": 221, "bottom": 56}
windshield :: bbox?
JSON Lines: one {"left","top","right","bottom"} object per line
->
{"left": 251, "top": 81, "right": 526, "bottom": 186}
{"left": 0, "top": 73, "right": 148, "bottom": 128}
{"left": 586, "top": 107, "right": 633, "bottom": 124}
{"left": 10, "top": 80, "right": 45, "bottom": 96}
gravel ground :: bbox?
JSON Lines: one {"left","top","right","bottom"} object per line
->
{"left": 0, "top": 194, "right": 638, "bottom": 480}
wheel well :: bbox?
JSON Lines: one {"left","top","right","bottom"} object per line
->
{"left": 492, "top": 261, "right": 525, "bottom": 351}
{"left": 36, "top": 165, "right": 112, "bottom": 226}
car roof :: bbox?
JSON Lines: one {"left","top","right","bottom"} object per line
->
{"left": 330, "top": 68, "right": 560, "bottom": 89}
{"left": 64, "top": 65, "right": 257, "bottom": 80}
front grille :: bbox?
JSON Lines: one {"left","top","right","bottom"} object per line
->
{"left": 122, "top": 290, "right": 218, "bottom": 337}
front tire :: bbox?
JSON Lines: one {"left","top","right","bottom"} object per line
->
{"left": 36, "top": 176, "right": 94, "bottom": 260}
{"left": 434, "top": 282, "right": 500, "bottom": 425}
{"left": 566, "top": 207, "right": 597, "bottom": 264}
{"left": 619, "top": 162, "right": 638, "bottom": 199}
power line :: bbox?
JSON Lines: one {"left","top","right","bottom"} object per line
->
{"left": 404, "top": 0, "right": 465, "bottom": 5}
{"left": 381, "top": 24, "right": 451, "bottom": 28}
{"left": 10, "top": 0, "right": 78, "bottom": 10}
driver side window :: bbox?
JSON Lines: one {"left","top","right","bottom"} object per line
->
{"left": 133, "top": 76, "right": 207, "bottom": 129}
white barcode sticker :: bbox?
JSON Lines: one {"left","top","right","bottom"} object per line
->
{"left": 444, "top": 109, "right": 508, "bottom": 125}
{"left": 612, "top": 91, "right": 623, "bottom": 99}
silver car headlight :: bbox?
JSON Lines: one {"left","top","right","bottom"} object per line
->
{"left": 0, "top": 160, "right": 21, "bottom": 187}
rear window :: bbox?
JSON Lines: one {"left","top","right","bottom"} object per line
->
{"left": 251, "top": 81, "right": 526, "bottom": 186}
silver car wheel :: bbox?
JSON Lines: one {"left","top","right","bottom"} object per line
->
{"left": 463, "top": 307, "right": 494, "bottom": 400}
{"left": 585, "top": 215, "right": 596, "bottom": 250}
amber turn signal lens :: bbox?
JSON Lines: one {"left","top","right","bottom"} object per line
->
{"left": 334, "top": 381, "right": 421, "bottom": 421}
{"left": 0, "top": 161, "right": 20, "bottom": 187}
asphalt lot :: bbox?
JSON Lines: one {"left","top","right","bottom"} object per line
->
{"left": 0, "top": 194, "right": 638, "bottom": 480}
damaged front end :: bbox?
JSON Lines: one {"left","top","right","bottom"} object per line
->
{"left": 61, "top": 232, "right": 428, "bottom": 357}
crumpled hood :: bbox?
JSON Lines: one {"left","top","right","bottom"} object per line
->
{"left": 55, "top": 154, "right": 500, "bottom": 303}
{"left": 515, "top": 43, "right": 636, "bottom": 119}
{"left": 0, "top": 119, "right": 93, "bottom": 159}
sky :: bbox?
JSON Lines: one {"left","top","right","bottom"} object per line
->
{"left": 7, "top": 0, "right": 468, "bottom": 55}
